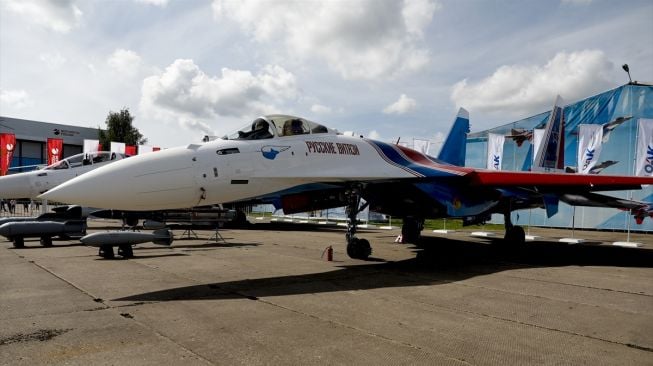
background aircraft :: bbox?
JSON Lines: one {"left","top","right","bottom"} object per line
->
{"left": 41, "top": 113, "right": 653, "bottom": 259}
{"left": 0, "top": 151, "right": 125, "bottom": 199}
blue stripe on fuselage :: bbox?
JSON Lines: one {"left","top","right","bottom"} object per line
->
{"left": 365, "top": 139, "right": 459, "bottom": 178}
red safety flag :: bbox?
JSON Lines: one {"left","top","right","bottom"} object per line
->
{"left": 125, "top": 145, "right": 137, "bottom": 156}
{"left": 0, "top": 133, "right": 16, "bottom": 176}
{"left": 47, "top": 138, "right": 64, "bottom": 165}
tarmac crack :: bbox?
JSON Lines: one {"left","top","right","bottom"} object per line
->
{"left": 234, "top": 291, "right": 474, "bottom": 366}
{"left": 498, "top": 270, "right": 653, "bottom": 298}
{"left": 367, "top": 273, "right": 653, "bottom": 354}
{"left": 11, "top": 251, "right": 111, "bottom": 311}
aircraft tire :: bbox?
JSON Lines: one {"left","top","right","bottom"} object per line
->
{"left": 401, "top": 218, "right": 422, "bottom": 243}
{"left": 346, "top": 237, "right": 372, "bottom": 259}
{"left": 504, "top": 226, "right": 526, "bottom": 246}
{"left": 118, "top": 244, "right": 134, "bottom": 258}
{"left": 40, "top": 236, "right": 53, "bottom": 247}
{"left": 99, "top": 245, "right": 115, "bottom": 259}
{"left": 12, "top": 237, "right": 25, "bottom": 249}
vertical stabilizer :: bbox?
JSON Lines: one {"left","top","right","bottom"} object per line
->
{"left": 533, "top": 96, "right": 565, "bottom": 171}
{"left": 438, "top": 108, "right": 470, "bottom": 166}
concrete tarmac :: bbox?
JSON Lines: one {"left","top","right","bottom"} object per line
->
{"left": 1, "top": 220, "right": 651, "bottom": 365}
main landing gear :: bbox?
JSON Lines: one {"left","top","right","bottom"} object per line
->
{"left": 503, "top": 210, "right": 525, "bottom": 246}
{"left": 401, "top": 217, "right": 424, "bottom": 244}
{"left": 345, "top": 187, "right": 372, "bottom": 260}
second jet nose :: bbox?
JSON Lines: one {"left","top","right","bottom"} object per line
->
{"left": 40, "top": 147, "right": 203, "bottom": 210}
{"left": 0, "top": 172, "right": 36, "bottom": 199}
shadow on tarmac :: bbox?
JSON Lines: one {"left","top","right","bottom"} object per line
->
{"left": 7, "top": 241, "right": 84, "bottom": 249}
{"left": 115, "top": 235, "right": 653, "bottom": 302}
{"left": 94, "top": 253, "right": 190, "bottom": 260}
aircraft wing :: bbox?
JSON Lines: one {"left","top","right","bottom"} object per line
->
{"left": 464, "top": 169, "right": 649, "bottom": 191}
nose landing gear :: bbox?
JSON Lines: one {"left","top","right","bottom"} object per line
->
{"left": 345, "top": 186, "right": 372, "bottom": 260}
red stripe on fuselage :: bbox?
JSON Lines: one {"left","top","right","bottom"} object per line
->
{"left": 394, "top": 145, "right": 473, "bottom": 176}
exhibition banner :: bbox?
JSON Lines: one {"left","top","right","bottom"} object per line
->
{"left": 635, "top": 118, "right": 653, "bottom": 176}
{"left": 110, "top": 141, "right": 126, "bottom": 154}
{"left": 47, "top": 138, "right": 63, "bottom": 166}
{"left": 486, "top": 133, "right": 505, "bottom": 170}
{"left": 0, "top": 133, "right": 16, "bottom": 176}
{"left": 577, "top": 124, "right": 603, "bottom": 174}
{"left": 138, "top": 145, "right": 154, "bottom": 154}
{"left": 83, "top": 139, "right": 100, "bottom": 154}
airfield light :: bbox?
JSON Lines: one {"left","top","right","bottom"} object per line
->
{"left": 622, "top": 64, "right": 632, "bottom": 84}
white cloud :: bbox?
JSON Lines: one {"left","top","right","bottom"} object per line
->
{"left": 4, "top": 0, "right": 82, "bottom": 33}
{"left": 140, "top": 59, "right": 298, "bottom": 134}
{"left": 1, "top": 89, "right": 33, "bottom": 109}
{"left": 311, "top": 104, "right": 332, "bottom": 114}
{"left": 135, "top": 0, "right": 168, "bottom": 6}
{"left": 107, "top": 49, "right": 143, "bottom": 79}
{"left": 368, "top": 130, "right": 381, "bottom": 140}
{"left": 39, "top": 52, "right": 67, "bottom": 69}
{"left": 383, "top": 94, "right": 417, "bottom": 114}
{"left": 180, "top": 119, "right": 214, "bottom": 136}
{"left": 212, "top": 0, "right": 438, "bottom": 80}
{"left": 561, "top": 0, "right": 593, "bottom": 5}
{"left": 450, "top": 50, "right": 615, "bottom": 117}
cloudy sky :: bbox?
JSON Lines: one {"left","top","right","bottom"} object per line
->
{"left": 1, "top": 0, "right": 651, "bottom": 148}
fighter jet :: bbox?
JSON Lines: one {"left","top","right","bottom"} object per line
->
{"left": 41, "top": 112, "right": 653, "bottom": 259}
{"left": 0, "top": 151, "right": 125, "bottom": 199}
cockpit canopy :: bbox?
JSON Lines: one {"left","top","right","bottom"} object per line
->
{"left": 224, "top": 115, "right": 336, "bottom": 141}
{"left": 44, "top": 151, "right": 125, "bottom": 170}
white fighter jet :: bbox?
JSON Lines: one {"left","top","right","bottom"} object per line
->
{"left": 41, "top": 113, "right": 653, "bottom": 259}
{"left": 0, "top": 151, "right": 125, "bottom": 199}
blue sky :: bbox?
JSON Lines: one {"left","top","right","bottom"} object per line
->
{"left": 1, "top": 0, "right": 651, "bottom": 149}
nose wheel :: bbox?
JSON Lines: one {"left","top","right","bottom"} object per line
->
{"left": 345, "top": 186, "right": 372, "bottom": 259}
{"left": 347, "top": 237, "right": 371, "bottom": 259}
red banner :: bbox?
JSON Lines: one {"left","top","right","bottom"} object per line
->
{"left": 0, "top": 133, "right": 16, "bottom": 176}
{"left": 47, "top": 138, "right": 63, "bottom": 166}
{"left": 125, "top": 145, "right": 137, "bottom": 156}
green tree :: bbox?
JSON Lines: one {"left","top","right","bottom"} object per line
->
{"left": 98, "top": 108, "right": 147, "bottom": 149}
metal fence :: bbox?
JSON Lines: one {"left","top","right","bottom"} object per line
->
{"left": 0, "top": 200, "right": 49, "bottom": 218}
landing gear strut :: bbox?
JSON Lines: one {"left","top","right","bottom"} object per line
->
{"left": 503, "top": 211, "right": 525, "bottom": 246}
{"left": 345, "top": 187, "right": 371, "bottom": 259}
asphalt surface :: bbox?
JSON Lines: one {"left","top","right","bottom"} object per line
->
{"left": 1, "top": 220, "right": 651, "bottom": 365}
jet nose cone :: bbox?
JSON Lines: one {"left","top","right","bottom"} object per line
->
{"left": 0, "top": 173, "right": 35, "bottom": 199}
{"left": 40, "top": 147, "right": 202, "bottom": 210}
